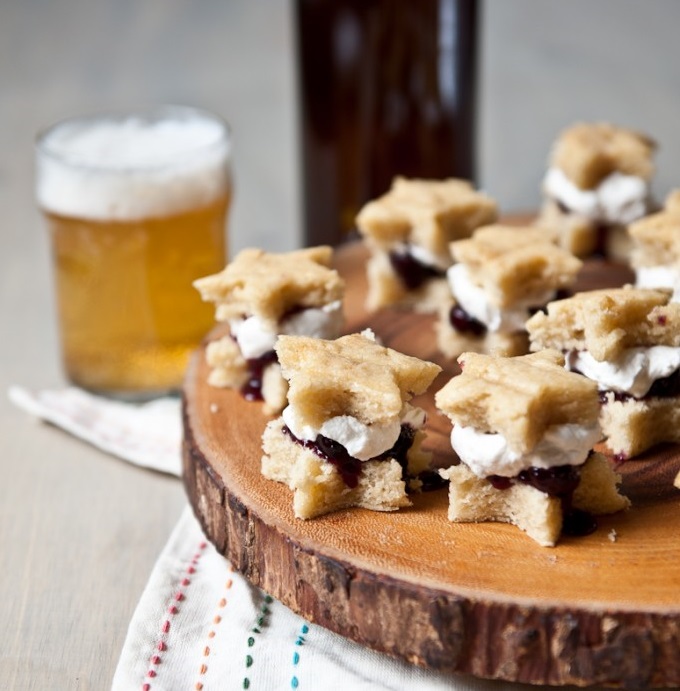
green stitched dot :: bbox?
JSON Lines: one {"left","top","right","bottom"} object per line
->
{"left": 247, "top": 637, "right": 255, "bottom": 647}
{"left": 257, "top": 616, "right": 265, "bottom": 627}
{"left": 246, "top": 655, "right": 253, "bottom": 668}
{"left": 251, "top": 627, "right": 260, "bottom": 634}
{"left": 265, "top": 595, "right": 273, "bottom": 604}
{"left": 243, "top": 679, "right": 250, "bottom": 689}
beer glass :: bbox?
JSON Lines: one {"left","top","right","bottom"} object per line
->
{"left": 36, "top": 106, "right": 231, "bottom": 399}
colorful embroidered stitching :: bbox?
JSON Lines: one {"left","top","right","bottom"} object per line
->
{"left": 193, "top": 564, "right": 235, "bottom": 690}
{"left": 290, "top": 623, "right": 309, "bottom": 689}
{"left": 242, "top": 594, "right": 273, "bottom": 689}
{"left": 142, "top": 540, "right": 207, "bottom": 691}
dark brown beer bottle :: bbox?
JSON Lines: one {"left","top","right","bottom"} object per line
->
{"left": 295, "top": 0, "right": 478, "bottom": 245}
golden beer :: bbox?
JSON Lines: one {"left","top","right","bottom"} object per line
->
{"left": 37, "top": 107, "right": 231, "bottom": 398}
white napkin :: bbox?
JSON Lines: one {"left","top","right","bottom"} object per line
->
{"left": 8, "top": 385, "right": 182, "bottom": 476}
{"left": 113, "top": 506, "right": 517, "bottom": 691}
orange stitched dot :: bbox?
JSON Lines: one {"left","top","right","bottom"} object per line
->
{"left": 208, "top": 631, "right": 215, "bottom": 638}
{"left": 204, "top": 646, "right": 210, "bottom": 657}
{"left": 226, "top": 579, "right": 233, "bottom": 589}
{"left": 214, "top": 615, "right": 221, "bottom": 624}
{"left": 200, "top": 663, "right": 207, "bottom": 675}
{"left": 218, "top": 598, "right": 226, "bottom": 608}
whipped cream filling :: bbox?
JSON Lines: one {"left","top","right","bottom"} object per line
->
{"left": 282, "top": 403, "right": 426, "bottom": 462}
{"left": 566, "top": 345, "right": 680, "bottom": 398}
{"left": 635, "top": 266, "right": 680, "bottom": 303}
{"left": 393, "top": 242, "right": 450, "bottom": 271}
{"left": 544, "top": 167, "right": 648, "bottom": 225}
{"left": 451, "top": 422, "right": 602, "bottom": 478}
{"left": 447, "top": 264, "right": 554, "bottom": 333}
{"left": 229, "top": 301, "right": 343, "bottom": 360}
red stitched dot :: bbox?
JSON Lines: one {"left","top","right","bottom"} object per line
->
{"left": 148, "top": 670, "right": 156, "bottom": 678}
{"left": 158, "top": 641, "right": 167, "bottom": 652}
{"left": 182, "top": 578, "right": 191, "bottom": 586}
{"left": 151, "top": 655, "right": 161, "bottom": 665}
{"left": 188, "top": 567, "right": 196, "bottom": 574}
{"left": 175, "top": 592, "right": 184, "bottom": 601}
{"left": 142, "top": 684, "right": 151, "bottom": 691}
{"left": 200, "top": 541, "right": 207, "bottom": 549}
{"left": 169, "top": 605, "right": 178, "bottom": 615}
{"left": 162, "top": 620, "right": 170, "bottom": 633}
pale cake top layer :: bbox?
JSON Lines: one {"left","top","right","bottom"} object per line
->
{"left": 550, "top": 122, "right": 656, "bottom": 189}
{"left": 629, "top": 190, "right": 680, "bottom": 267}
{"left": 450, "top": 225, "right": 582, "bottom": 307}
{"left": 355, "top": 176, "right": 498, "bottom": 257}
{"left": 435, "top": 350, "right": 599, "bottom": 453}
{"left": 276, "top": 330, "right": 441, "bottom": 429}
{"left": 194, "top": 247, "right": 345, "bottom": 324}
{"left": 526, "top": 287, "right": 680, "bottom": 361}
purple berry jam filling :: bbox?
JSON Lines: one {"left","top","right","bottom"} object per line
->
{"left": 487, "top": 462, "right": 597, "bottom": 538}
{"left": 283, "top": 423, "right": 438, "bottom": 490}
{"left": 388, "top": 249, "right": 445, "bottom": 291}
{"left": 448, "top": 304, "right": 487, "bottom": 337}
{"left": 241, "top": 350, "right": 278, "bottom": 401}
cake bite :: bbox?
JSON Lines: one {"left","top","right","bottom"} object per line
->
{"left": 526, "top": 287, "right": 680, "bottom": 459}
{"left": 435, "top": 351, "right": 629, "bottom": 547}
{"left": 537, "top": 122, "right": 656, "bottom": 260}
{"left": 261, "top": 330, "right": 441, "bottom": 519}
{"left": 436, "top": 224, "right": 582, "bottom": 358}
{"left": 194, "top": 247, "right": 345, "bottom": 414}
{"left": 355, "top": 176, "right": 497, "bottom": 312}
{"left": 629, "top": 190, "right": 680, "bottom": 302}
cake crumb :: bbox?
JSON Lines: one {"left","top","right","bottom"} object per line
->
{"left": 608, "top": 529, "right": 618, "bottom": 543}
{"left": 210, "top": 403, "right": 219, "bottom": 414}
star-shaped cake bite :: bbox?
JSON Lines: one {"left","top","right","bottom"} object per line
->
{"left": 194, "top": 246, "right": 345, "bottom": 413}
{"left": 261, "top": 330, "right": 441, "bottom": 518}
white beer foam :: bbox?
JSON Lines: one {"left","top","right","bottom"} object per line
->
{"left": 36, "top": 109, "right": 231, "bottom": 221}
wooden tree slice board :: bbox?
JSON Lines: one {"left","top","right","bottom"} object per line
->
{"left": 183, "top": 238, "right": 680, "bottom": 688}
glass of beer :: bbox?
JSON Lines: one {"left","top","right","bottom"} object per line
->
{"left": 36, "top": 106, "right": 231, "bottom": 399}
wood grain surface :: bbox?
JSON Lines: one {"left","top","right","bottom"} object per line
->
{"left": 183, "top": 240, "right": 680, "bottom": 688}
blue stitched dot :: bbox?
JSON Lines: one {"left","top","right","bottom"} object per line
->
{"left": 291, "top": 676, "right": 299, "bottom": 688}
{"left": 301, "top": 625, "right": 309, "bottom": 634}
{"left": 293, "top": 652, "right": 300, "bottom": 665}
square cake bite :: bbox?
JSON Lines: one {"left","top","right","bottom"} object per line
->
{"left": 194, "top": 247, "right": 345, "bottom": 414}
{"left": 526, "top": 287, "right": 680, "bottom": 459}
{"left": 261, "top": 330, "right": 441, "bottom": 518}
{"left": 536, "top": 122, "right": 656, "bottom": 260}
{"left": 435, "top": 350, "right": 629, "bottom": 547}
{"left": 629, "top": 189, "right": 680, "bottom": 302}
{"left": 355, "top": 176, "right": 497, "bottom": 312}
{"left": 436, "top": 225, "right": 582, "bottom": 358}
